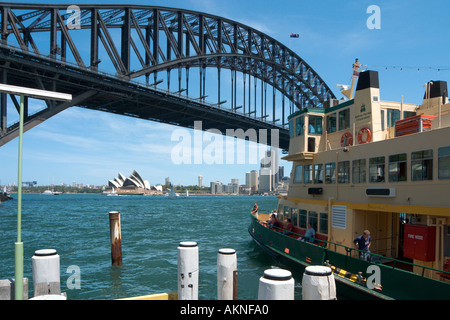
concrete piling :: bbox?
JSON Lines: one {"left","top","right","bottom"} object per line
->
{"left": 302, "top": 266, "right": 336, "bottom": 300}
{"left": 177, "top": 241, "right": 199, "bottom": 300}
{"left": 31, "top": 249, "right": 61, "bottom": 297}
{"left": 217, "top": 248, "right": 238, "bottom": 300}
{"left": 258, "top": 268, "right": 294, "bottom": 300}
{"left": 109, "top": 211, "right": 122, "bottom": 266}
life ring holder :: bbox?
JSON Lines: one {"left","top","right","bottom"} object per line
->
{"left": 357, "top": 127, "right": 372, "bottom": 144}
{"left": 340, "top": 132, "right": 353, "bottom": 147}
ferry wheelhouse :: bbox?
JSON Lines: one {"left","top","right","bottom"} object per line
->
{"left": 249, "top": 63, "right": 450, "bottom": 299}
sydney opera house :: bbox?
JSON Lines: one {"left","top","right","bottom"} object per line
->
{"left": 108, "top": 170, "right": 157, "bottom": 195}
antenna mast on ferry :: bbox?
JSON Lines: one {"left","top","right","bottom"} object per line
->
{"left": 339, "top": 58, "right": 367, "bottom": 100}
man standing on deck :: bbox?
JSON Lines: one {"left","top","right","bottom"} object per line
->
{"left": 354, "top": 230, "right": 372, "bottom": 261}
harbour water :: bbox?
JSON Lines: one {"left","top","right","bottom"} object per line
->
{"left": 0, "top": 194, "right": 304, "bottom": 300}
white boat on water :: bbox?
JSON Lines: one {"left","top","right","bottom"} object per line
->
{"left": 168, "top": 186, "right": 179, "bottom": 199}
{"left": 107, "top": 187, "right": 118, "bottom": 196}
{"left": 43, "top": 189, "right": 61, "bottom": 195}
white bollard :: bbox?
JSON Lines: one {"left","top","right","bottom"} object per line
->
{"left": 217, "top": 248, "right": 237, "bottom": 300}
{"left": 177, "top": 241, "right": 199, "bottom": 300}
{"left": 31, "top": 249, "right": 60, "bottom": 297}
{"left": 302, "top": 266, "right": 336, "bottom": 300}
{"left": 258, "top": 268, "right": 294, "bottom": 300}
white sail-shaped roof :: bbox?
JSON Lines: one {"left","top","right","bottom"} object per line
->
{"left": 108, "top": 180, "right": 121, "bottom": 188}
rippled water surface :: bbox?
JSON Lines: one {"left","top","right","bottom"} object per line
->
{"left": 0, "top": 194, "right": 304, "bottom": 300}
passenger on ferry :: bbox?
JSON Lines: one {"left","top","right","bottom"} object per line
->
{"left": 354, "top": 230, "right": 372, "bottom": 261}
{"left": 282, "top": 218, "right": 294, "bottom": 235}
{"left": 251, "top": 202, "right": 259, "bottom": 214}
{"left": 285, "top": 218, "right": 294, "bottom": 232}
{"left": 266, "top": 212, "right": 281, "bottom": 229}
{"left": 301, "top": 223, "right": 316, "bottom": 242}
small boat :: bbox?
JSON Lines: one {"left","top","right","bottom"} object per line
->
{"left": 168, "top": 186, "right": 179, "bottom": 199}
{"left": 107, "top": 187, "right": 118, "bottom": 196}
{"left": 42, "top": 189, "right": 62, "bottom": 195}
{"left": 1, "top": 186, "right": 12, "bottom": 202}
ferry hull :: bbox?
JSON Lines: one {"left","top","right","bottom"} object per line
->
{"left": 249, "top": 214, "right": 450, "bottom": 300}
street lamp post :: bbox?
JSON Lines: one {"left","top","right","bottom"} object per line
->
{"left": 0, "top": 84, "right": 72, "bottom": 300}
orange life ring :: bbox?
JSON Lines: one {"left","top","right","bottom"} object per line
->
{"left": 340, "top": 132, "right": 353, "bottom": 147}
{"left": 357, "top": 127, "right": 372, "bottom": 144}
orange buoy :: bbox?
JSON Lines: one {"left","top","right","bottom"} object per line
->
{"left": 357, "top": 127, "right": 371, "bottom": 144}
{"left": 340, "top": 132, "right": 353, "bottom": 147}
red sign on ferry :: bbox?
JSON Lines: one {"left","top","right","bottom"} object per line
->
{"left": 403, "top": 225, "right": 436, "bottom": 261}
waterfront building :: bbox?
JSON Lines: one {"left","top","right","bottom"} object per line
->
{"left": 249, "top": 170, "right": 258, "bottom": 192}
{"left": 259, "top": 149, "right": 279, "bottom": 192}
{"left": 210, "top": 181, "right": 223, "bottom": 194}
{"left": 198, "top": 175, "right": 203, "bottom": 187}
{"left": 108, "top": 170, "right": 155, "bottom": 195}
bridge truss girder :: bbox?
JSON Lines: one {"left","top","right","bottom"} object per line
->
{"left": 0, "top": 4, "right": 336, "bottom": 150}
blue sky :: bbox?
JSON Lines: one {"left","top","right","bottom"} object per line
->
{"left": 1, "top": 0, "right": 449, "bottom": 187}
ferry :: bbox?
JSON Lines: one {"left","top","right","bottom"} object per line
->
{"left": 249, "top": 60, "right": 450, "bottom": 300}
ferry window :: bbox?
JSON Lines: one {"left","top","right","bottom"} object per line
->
{"left": 299, "top": 209, "right": 307, "bottom": 228}
{"left": 319, "top": 213, "right": 328, "bottom": 234}
{"left": 308, "top": 115, "right": 323, "bottom": 134}
{"left": 325, "top": 162, "right": 336, "bottom": 184}
{"left": 327, "top": 113, "right": 337, "bottom": 133}
{"left": 308, "top": 211, "right": 318, "bottom": 231}
{"left": 352, "top": 159, "right": 366, "bottom": 183}
{"left": 369, "top": 156, "right": 385, "bottom": 182}
{"left": 284, "top": 206, "right": 290, "bottom": 220}
{"left": 313, "top": 164, "right": 323, "bottom": 184}
{"left": 438, "top": 146, "right": 450, "bottom": 179}
{"left": 293, "top": 165, "right": 302, "bottom": 183}
{"left": 389, "top": 153, "right": 407, "bottom": 182}
{"left": 289, "top": 119, "right": 295, "bottom": 138}
{"left": 337, "top": 161, "right": 350, "bottom": 183}
{"left": 303, "top": 165, "right": 312, "bottom": 184}
{"left": 403, "top": 111, "right": 416, "bottom": 119}
{"left": 296, "top": 116, "right": 304, "bottom": 136}
{"left": 291, "top": 208, "right": 298, "bottom": 227}
{"left": 411, "top": 150, "right": 433, "bottom": 181}
{"left": 387, "top": 109, "right": 400, "bottom": 128}
{"left": 338, "top": 109, "right": 350, "bottom": 131}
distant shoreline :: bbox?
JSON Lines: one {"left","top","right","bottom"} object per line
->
{"left": 8, "top": 192, "right": 279, "bottom": 197}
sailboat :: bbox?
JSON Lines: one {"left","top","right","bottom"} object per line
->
{"left": 167, "top": 186, "right": 179, "bottom": 199}
{"left": 107, "top": 187, "right": 118, "bottom": 196}
{"left": 182, "top": 188, "right": 189, "bottom": 199}
{"left": 1, "top": 186, "right": 12, "bottom": 201}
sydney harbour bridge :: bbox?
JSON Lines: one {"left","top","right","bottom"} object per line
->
{"left": 0, "top": 3, "right": 336, "bottom": 150}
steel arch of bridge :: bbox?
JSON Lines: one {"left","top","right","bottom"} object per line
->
{"left": 0, "top": 3, "right": 336, "bottom": 149}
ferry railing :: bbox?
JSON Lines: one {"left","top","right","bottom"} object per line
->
{"left": 252, "top": 212, "right": 450, "bottom": 280}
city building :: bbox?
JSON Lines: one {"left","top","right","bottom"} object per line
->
{"left": 259, "top": 149, "right": 279, "bottom": 192}
{"left": 198, "top": 175, "right": 203, "bottom": 187}
{"left": 249, "top": 170, "right": 258, "bottom": 192}
{"left": 210, "top": 181, "right": 223, "bottom": 194}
